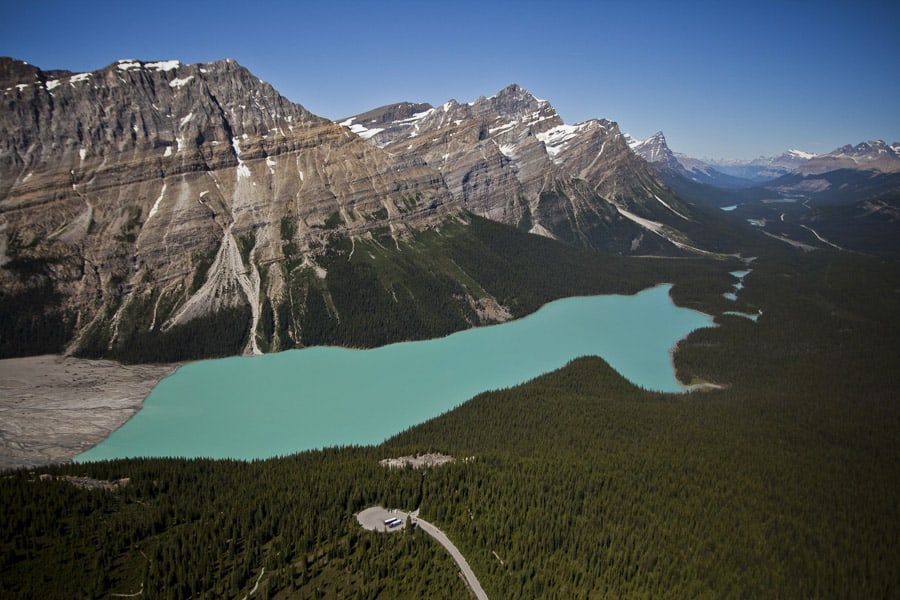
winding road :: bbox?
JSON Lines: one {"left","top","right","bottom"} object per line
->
{"left": 357, "top": 506, "right": 488, "bottom": 600}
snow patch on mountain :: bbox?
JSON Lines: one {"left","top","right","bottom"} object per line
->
{"left": 46, "top": 71, "right": 92, "bottom": 91}
{"left": 497, "top": 142, "right": 518, "bottom": 159}
{"left": 654, "top": 194, "right": 689, "bottom": 220}
{"left": 339, "top": 117, "right": 386, "bottom": 141}
{"left": 232, "top": 138, "right": 250, "bottom": 178}
{"left": 146, "top": 60, "right": 181, "bottom": 72}
{"left": 116, "top": 60, "right": 141, "bottom": 71}
{"left": 489, "top": 121, "right": 516, "bottom": 135}
{"left": 536, "top": 124, "right": 582, "bottom": 161}
{"left": 169, "top": 76, "right": 194, "bottom": 88}
{"left": 147, "top": 183, "right": 167, "bottom": 223}
{"left": 396, "top": 108, "right": 434, "bottom": 125}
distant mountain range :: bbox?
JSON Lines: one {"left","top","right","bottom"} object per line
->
{"left": 624, "top": 132, "right": 810, "bottom": 188}
{"left": 700, "top": 149, "right": 817, "bottom": 182}
{"left": 626, "top": 130, "right": 900, "bottom": 256}
{"left": 628, "top": 130, "right": 900, "bottom": 192}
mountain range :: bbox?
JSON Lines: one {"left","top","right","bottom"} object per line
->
{"left": 625, "top": 131, "right": 820, "bottom": 188}
{"left": 627, "top": 129, "right": 900, "bottom": 256}
{"left": 628, "top": 130, "right": 900, "bottom": 192}
{"left": 702, "top": 149, "right": 817, "bottom": 182}
{"left": 2, "top": 56, "right": 898, "bottom": 362}
{"left": 340, "top": 84, "right": 704, "bottom": 252}
{"left": 0, "top": 57, "right": 707, "bottom": 362}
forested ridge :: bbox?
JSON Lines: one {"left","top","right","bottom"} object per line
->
{"left": 2, "top": 228, "right": 899, "bottom": 597}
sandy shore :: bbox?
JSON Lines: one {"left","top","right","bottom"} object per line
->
{"left": 0, "top": 355, "right": 176, "bottom": 470}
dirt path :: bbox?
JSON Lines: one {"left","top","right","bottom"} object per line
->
{"left": 357, "top": 506, "right": 488, "bottom": 600}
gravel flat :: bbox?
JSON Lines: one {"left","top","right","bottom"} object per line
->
{"left": 0, "top": 354, "right": 175, "bottom": 470}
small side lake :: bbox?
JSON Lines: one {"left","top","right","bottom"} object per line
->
{"left": 76, "top": 284, "right": 713, "bottom": 462}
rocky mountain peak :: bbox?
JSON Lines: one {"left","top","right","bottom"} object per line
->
{"left": 630, "top": 131, "right": 681, "bottom": 171}
{"left": 459, "top": 83, "right": 558, "bottom": 132}
{"left": 338, "top": 101, "right": 434, "bottom": 145}
{"left": 0, "top": 57, "right": 43, "bottom": 87}
{"left": 1, "top": 56, "right": 329, "bottom": 182}
{"left": 482, "top": 83, "right": 547, "bottom": 117}
{"left": 628, "top": 131, "right": 773, "bottom": 188}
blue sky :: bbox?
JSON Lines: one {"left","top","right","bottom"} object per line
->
{"left": 3, "top": 0, "right": 898, "bottom": 159}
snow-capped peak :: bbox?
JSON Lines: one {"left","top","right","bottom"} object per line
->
{"left": 786, "top": 149, "right": 817, "bottom": 160}
{"left": 629, "top": 131, "right": 676, "bottom": 165}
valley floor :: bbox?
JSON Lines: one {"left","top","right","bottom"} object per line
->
{"left": 0, "top": 355, "right": 175, "bottom": 470}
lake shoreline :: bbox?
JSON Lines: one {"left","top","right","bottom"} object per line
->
{"left": 2, "top": 285, "right": 714, "bottom": 468}
{"left": 77, "top": 285, "right": 713, "bottom": 463}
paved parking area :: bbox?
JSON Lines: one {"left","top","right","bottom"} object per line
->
{"left": 357, "top": 506, "right": 410, "bottom": 532}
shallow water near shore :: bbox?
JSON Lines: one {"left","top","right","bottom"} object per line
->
{"left": 76, "top": 284, "right": 713, "bottom": 462}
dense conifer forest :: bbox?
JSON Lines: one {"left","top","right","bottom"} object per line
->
{"left": 2, "top": 220, "right": 899, "bottom": 598}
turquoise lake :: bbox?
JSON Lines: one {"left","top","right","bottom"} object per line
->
{"left": 76, "top": 284, "right": 713, "bottom": 462}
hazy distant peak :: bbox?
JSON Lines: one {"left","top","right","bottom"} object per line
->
{"left": 785, "top": 149, "right": 817, "bottom": 160}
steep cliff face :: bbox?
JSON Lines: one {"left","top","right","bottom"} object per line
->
{"left": 347, "top": 84, "right": 695, "bottom": 252}
{"left": 0, "top": 58, "right": 462, "bottom": 359}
